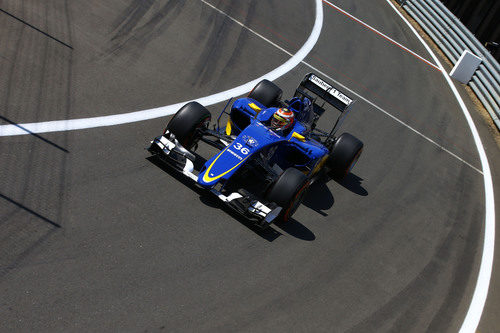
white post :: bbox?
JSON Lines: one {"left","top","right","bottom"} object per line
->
{"left": 449, "top": 50, "right": 482, "bottom": 84}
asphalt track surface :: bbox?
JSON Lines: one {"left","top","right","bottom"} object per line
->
{"left": 0, "top": 0, "right": 499, "bottom": 332}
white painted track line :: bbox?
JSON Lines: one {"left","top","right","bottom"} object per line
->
{"left": 384, "top": 1, "right": 496, "bottom": 332}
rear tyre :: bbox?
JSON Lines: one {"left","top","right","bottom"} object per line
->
{"left": 248, "top": 79, "right": 282, "bottom": 108}
{"left": 266, "top": 168, "right": 309, "bottom": 222}
{"left": 327, "top": 133, "right": 363, "bottom": 180}
{"left": 166, "top": 102, "right": 211, "bottom": 149}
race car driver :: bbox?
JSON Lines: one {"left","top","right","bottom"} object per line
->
{"left": 270, "top": 107, "right": 295, "bottom": 135}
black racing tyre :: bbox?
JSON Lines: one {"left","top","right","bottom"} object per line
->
{"left": 327, "top": 133, "right": 363, "bottom": 180}
{"left": 166, "top": 102, "right": 211, "bottom": 149}
{"left": 248, "top": 79, "right": 282, "bottom": 108}
{"left": 266, "top": 168, "right": 309, "bottom": 222}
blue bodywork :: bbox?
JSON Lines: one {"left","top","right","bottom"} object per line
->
{"left": 197, "top": 97, "right": 329, "bottom": 188}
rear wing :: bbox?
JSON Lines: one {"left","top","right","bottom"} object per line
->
{"left": 294, "top": 73, "right": 355, "bottom": 137}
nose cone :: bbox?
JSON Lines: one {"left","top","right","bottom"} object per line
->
{"left": 198, "top": 144, "right": 250, "bottom": 187}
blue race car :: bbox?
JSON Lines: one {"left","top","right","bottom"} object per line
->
{"left": 148, "top": 73, "right": 363, "bottom": 227}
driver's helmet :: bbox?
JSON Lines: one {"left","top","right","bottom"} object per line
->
{"left": 271, "top": 108, "right": 295, "bottom": 131}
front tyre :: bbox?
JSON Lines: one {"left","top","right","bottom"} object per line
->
{"left": 327, "top": 133, "right": 363, "bottom": 180}
{"left": 266, "top": 168, "right": 309, "bottom": 222}
{"left": 166, "top": 102, "right": 211, "bottom": 149}
{"left": 248, "top": 79, "right": 282, "bottom": 108}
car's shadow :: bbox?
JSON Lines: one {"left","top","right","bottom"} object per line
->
{"left": 303, "top": 179, "right": 335, "bottom": 217}
{"left": 146, "top": 155, "right": 316, "bottom": 242}
{"left": 302, "top": 172, "right": 368, "bottom": 217}
{"left": 337, "top": 173, "right": 368, "bottom": 196}
{"left": 274, "top": 218, "right": 316, "bottom": 241}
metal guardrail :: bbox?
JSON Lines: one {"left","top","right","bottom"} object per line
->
{"left": 397, "top": 0, "right": 500, "bottom": 130}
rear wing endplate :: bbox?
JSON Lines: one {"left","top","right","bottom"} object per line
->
{"left": 294, "top": 73, "right": 356, "bottom": 137}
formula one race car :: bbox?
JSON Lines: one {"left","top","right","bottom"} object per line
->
{"left": 148, "top": 73, "right": 363, "bottom": 228}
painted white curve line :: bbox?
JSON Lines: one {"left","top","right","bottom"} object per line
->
{"left": 0, "top": 0, "right": 323, "bottom": 136}
{"left": 385, "top": 1, "right": 496, "bottom": 332}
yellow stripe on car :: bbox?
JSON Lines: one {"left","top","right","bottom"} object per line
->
{"left": 202, "top": 146, "right": 250, "bottom": 183}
